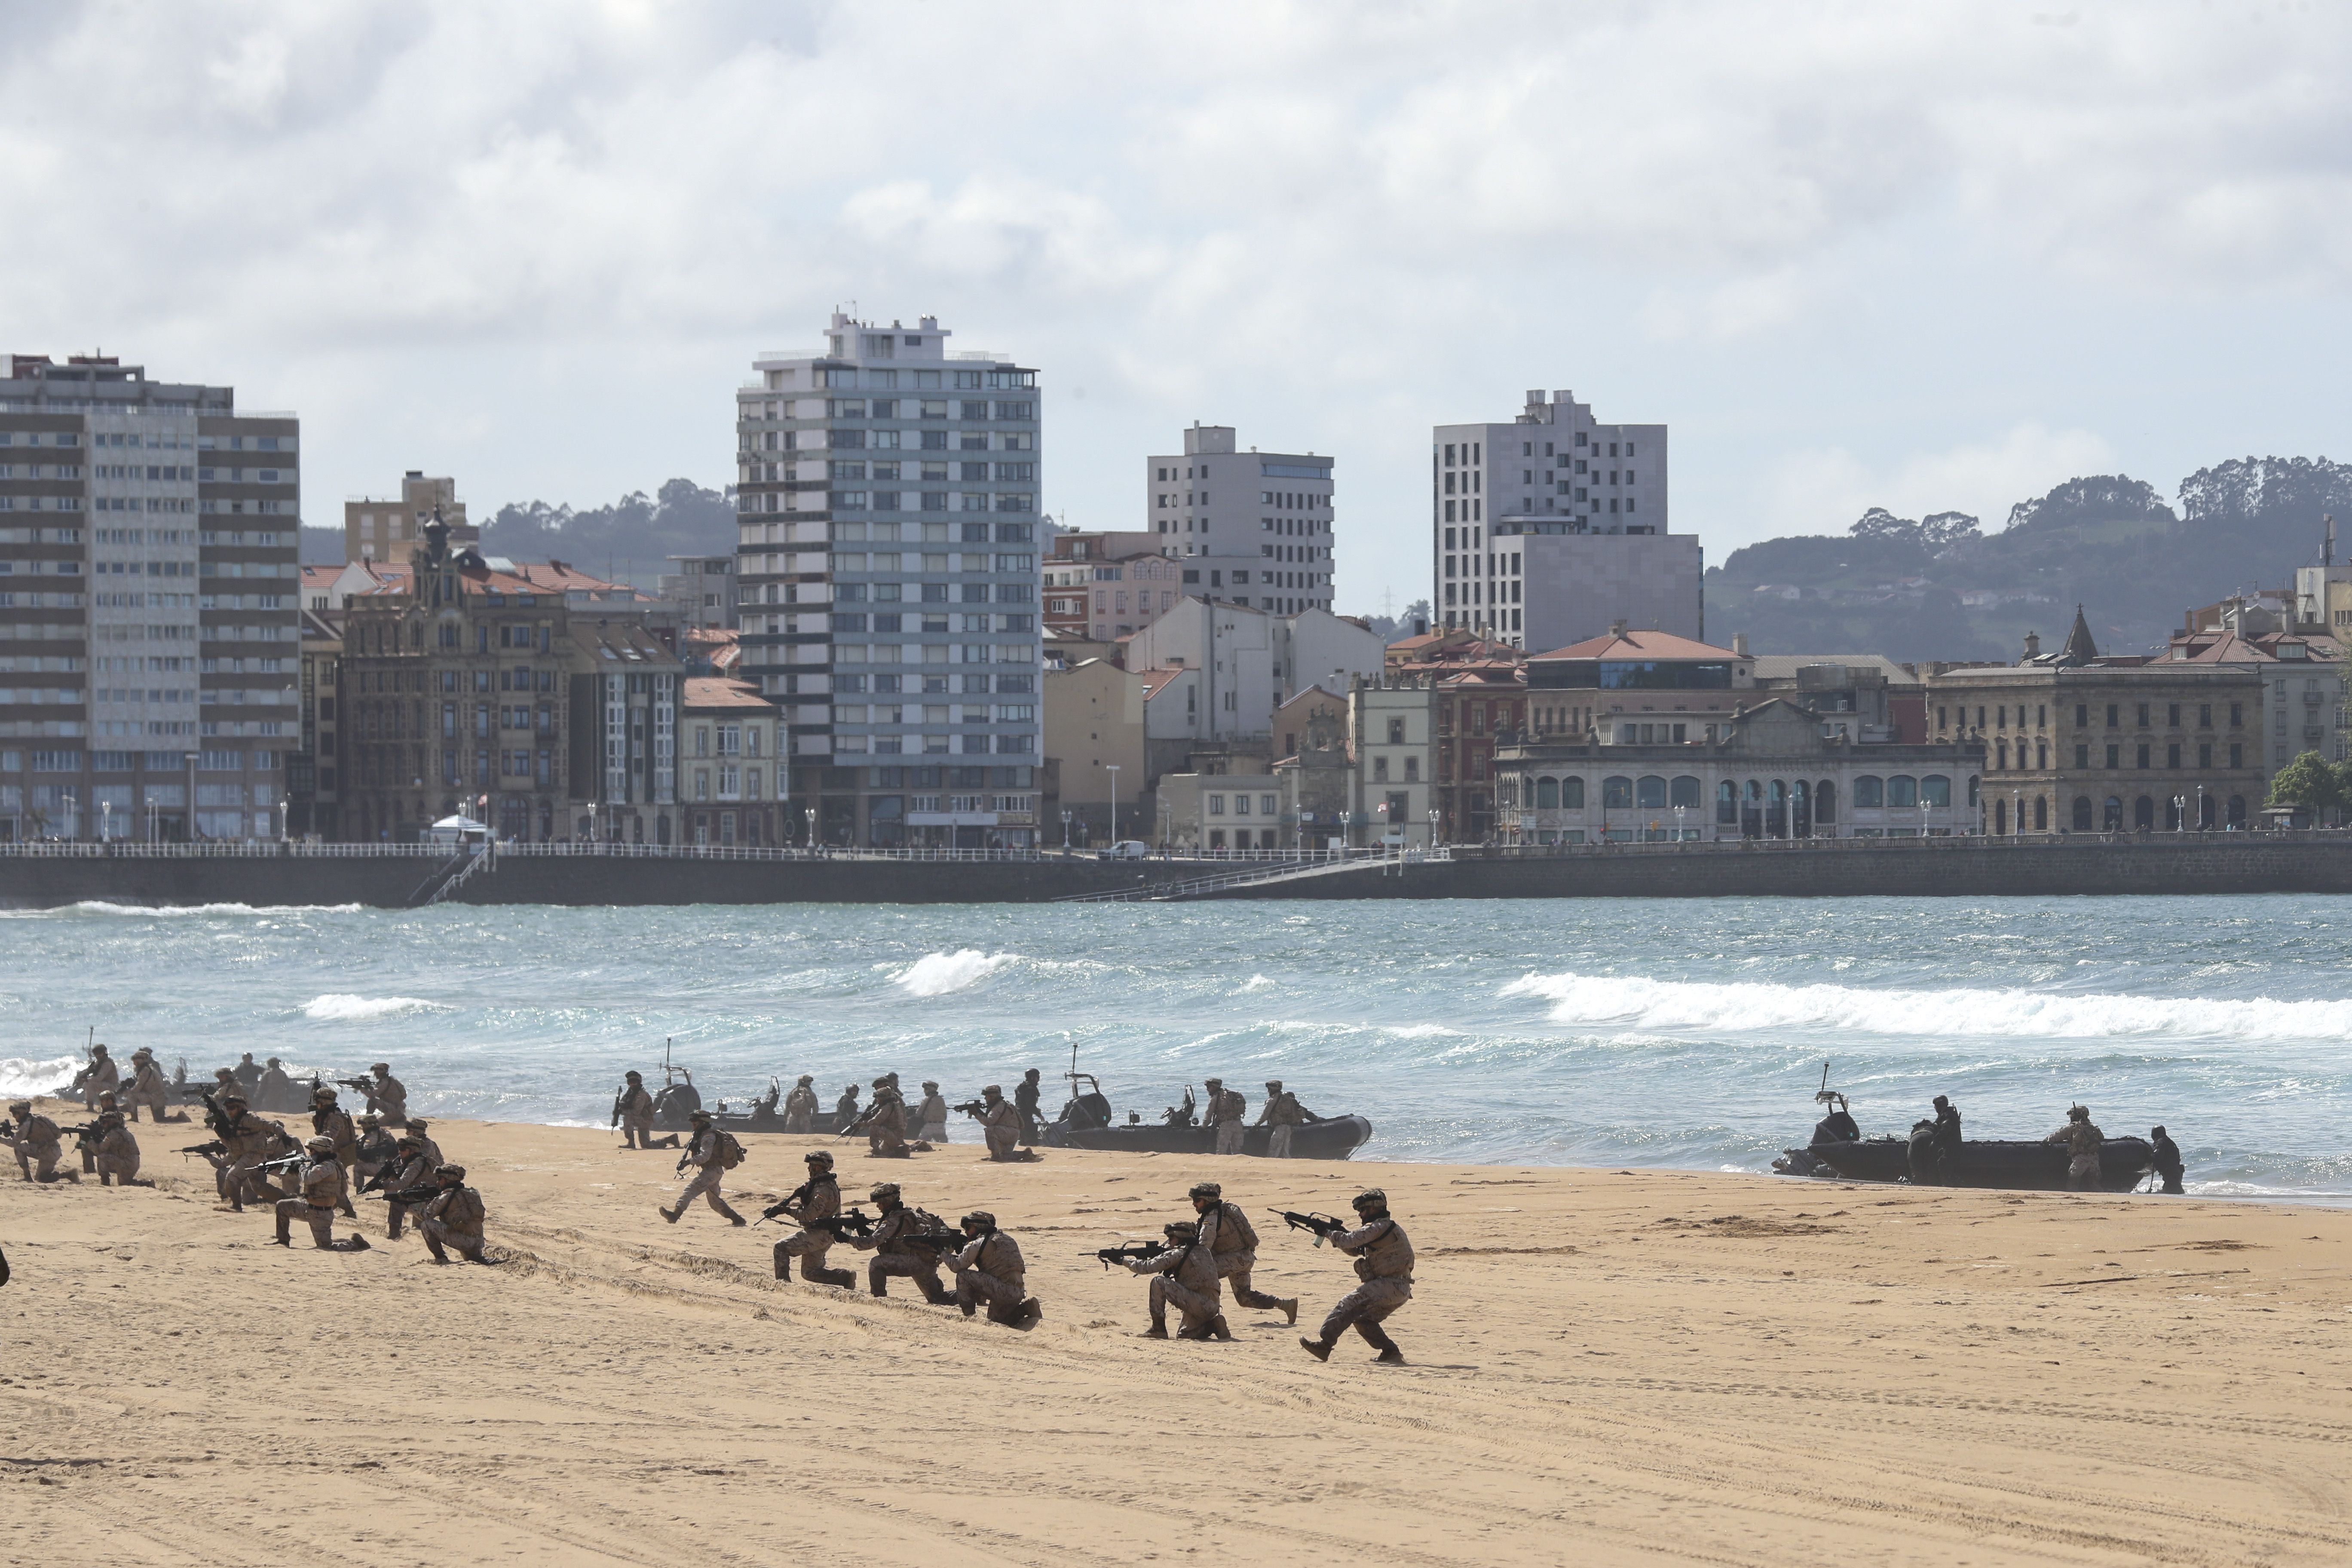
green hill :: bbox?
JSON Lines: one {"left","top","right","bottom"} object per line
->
{"left": 1706, "top": 458, "right": 2352, "bottom": 661}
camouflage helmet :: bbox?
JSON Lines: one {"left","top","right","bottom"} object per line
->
{"left": 6, "top": 1100, "right": 28, "bottom": 1115}
{"left": 796, "top": 1074, "right": 813, "bottom": 1084}
{"left": 961, "top": 1210, "right": 996, "bottom": 1230}
{"left": 312, "top": 1084, "right": 337, "bottom": 1099}
{"left": 1165, "top": 1219, "right": 1200, "bottom": 1239}
{"left": 1352, "top": 1188, "right": 1388, "bottom": 1213}
{"left": 870, "top": 1182, "right": 902, "bottom": 1203}
{"left": 805, "top": 1149, "right": 834, "bottom": 1167}
{"left": 222, "top": 1093, "right": 249, "bottom": 1107}
{"left": 435, "top": 1163, "right": 466, "bottom": 1181}
{"left": 1265, "top": 1080, "right": 1283, "bottom": 1092}
{"left": 1203, "top": 1077, "right": 1222, "bottom": 1088}
{"left": 305, "top": 1136, "right": 335, "bottom": 1154}
{"left": 982, "top": 1084, "right": 1002, "bottom": 1097}
{"left": 358, "top": 1114, "right": 381, "bottom": 1127}
{"left": 921, "top": 1081, "right": 939, "bottom": 1090}
{"left": 370, "top": 1063, "right": 390, "bottom": 1074}
{"left": 2068, "top": 1104, "right": 2090, "bottom": 1121}
{"left": 689, "top": 1108, "right": 713, "bottom": 1123}
{"left": 407, "top": 1120, "right": 429, "bottom": 1133}
{"left": 625, "top": 1070, "right": 643, "bottom": 1081}
{"left": 871, "top": 1075, "right": 891, "bottom": 1090}
{"left": 1188, "top": 1180, "right": 1222, "bottom": 1200}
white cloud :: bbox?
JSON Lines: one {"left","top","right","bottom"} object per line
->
{"left": 1764, "top": 424, "right": 2122, "bottom": 539}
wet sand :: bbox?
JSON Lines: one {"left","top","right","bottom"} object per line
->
{"left": 3, "top": 1110, "right": 2347, "bottom": 1565}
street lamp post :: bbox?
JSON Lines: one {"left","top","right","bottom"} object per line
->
{"left": 1675, "top": 803, "right": 1687, "bottom": 841}
{"left": 1060, "top": 808, "right": 1072, "bottom": 851}
{"left": 185, "top": 750, "right": 199, "bottom": 842}
{"left": 1428, "top": 806, "right": 1440, "bottom": 851}
{"left": 63, "top": 791, "right": 77, "bottom": 844}
{"left": 1105, "top": 764, "right": 1120, "bottom": 847}
{"left": 1340, "top": 809, "right": 1352, "bottom": 852}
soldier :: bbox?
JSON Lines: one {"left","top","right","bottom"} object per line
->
{"left": 834, "top": 1083, "right": 861, "bottom": 1129}
{"left": 1931, "top": 1094, "right": 1964, "bottom": 1185}
{"left": 951, "top": 1210, "right": 1040, "bottom": 1328}
{"left": 1204, "top": 1077, "right": 1248, "bottom": 1157}
{"left": 2151, "top": 1125, "right": 2186, "bottom": 1195}
{"left": 255, "top": 1058, "right": 295, "bottom": 1113}
{"left": 418, "top": 1163, "right": 495, "bottom": 1264}
{"left": 850, "top": 1182, "right": 955, "bottom": 1303}
{"left": 615, "top": 1070, "right": 658, "bottom": 1149}
{"left": 353, "top": 1115, "right": 400, "bottom": 1191}
{"left": 215, "top": 1095, "right": 293, "bottom": 1210}
{"left": 232, "top": 1053, "right": 265, "bottom": 1096}
{"left": 782, "top": 1075, "right": 819, "bottom": 1134}
{"left": 309, "top": 1087, "right": 362, "bottom": 1216}
{"left": 662, "top": 1109, "right": 745, "bottom": 1225}
{"left": 273, "top": 1137, "right": 370, "bottom": 1251}
{"left": 1014, "top": 1068, "right": 1044, "bottom": 1144}
{"left": 1191, "top": 1180, "right": 1298, "bottom": 1324}
{"left": 382, "top": 1133, "right": 439, "bottom": 1240}
{"left": 865, "top": 1076, "right": 910, "bottom": 1158}
{"left": 916, "top": 1081, "right": 949, "bottom": 1143}
{"left": 363, "top": 1063, "right": 408, "bottom": 1126}
{"left": 1124, "top": 1219, "right": 1230, "bottom": 1341}
{"left": 92, "top": 1102, "right": 142, "bottom": 1188}
{"left": 977, "top": 1084, "right": 1035, "bottom": 1162}
{"left": 1256, "top": 1080, "right": 1315, "bottom": 1158}
{"left": 770, "top": 1148, "right": 857, "bottom": 1287}
{"left": 404, "top": 1119, "right": 447, "bottom": 1170}
{"left": 205, "top": 1066, "right": 241, "bottom": 1108}
{"left": 2044, "top": 1105, "right": 2106, "bottom": 1191}
{"left": 7, "top": 1102, "right": 69, "bottom": 1182}
{"left": 80, "top": 1044, "right": 121, "bottom": 1112}
{"left": 123, "top": 1048, "right": 175, "bottom": 1124}
{"left": 1298, "top": 1188, "right": 1414, "bottom": 1365}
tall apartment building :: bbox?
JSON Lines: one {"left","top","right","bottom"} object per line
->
{"left": 0, "top": 353, "right": 300, "bottom": 842}
{"left": 658, "top": 554, "right": 738, "bottom": 631}
{"left": 733, "top": 312, "right": 1044, "bottom": 847}
{"left": 1433, "top": 389, "right": 1699, "bottom": 652}
{"left": 346, "top": 471, "right": 475, "bottom": 564}
{"left": 1145, "top": 424, "right": 1333, "bottom": 616}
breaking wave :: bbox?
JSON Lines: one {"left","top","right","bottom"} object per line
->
{"left": 0, "top": 1055, "right": 80, "bottom": 1098}
{"left": 299, "top": 994, "right": 450, "bottom": 1023}
{"left": 1500, "top": 972, "right": 2352, "bottom": 1042}
{"left": 895, "top": 950, "right": 1018, "bottom": 997}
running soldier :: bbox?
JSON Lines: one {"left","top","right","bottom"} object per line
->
{"left": 770, "top": 1149, "right": 856, "bottom": 1288}
{"left": 661, "top": 1109, "right": 745, "bottom": 1225}
{"left": 1191, "top": 1180, "right": 1296, "bottom": 1324}
{"left": 952, "top": 1210, "right": 1041, "bottom": 1328}
{"left": 851, "top": 1182, "right": 955, "bottom": 1303}
{"left": 916, "top": 1081, "right": 949, "bottom": 1143}
{"left": 418, "top": 1164, "right": 495, "bottom": 1264}
{"left": 782, "top": 1075, "right": 819, "bottom": 1134}
{"left": 1123, "top": 1219, "right": 1230, "bottom": 1341}
{"left": 7, "top": 1102, "right": 68, "bottom": 1182}
{"left": 1256, "top": 1080, "right": 1314, "bottom": 1158}
{"left": 273, "top": 1137, "right": 370, "bottom": 1252}
{"left": 1204, "top": 1077, "right": 1248, "bottom": 1157}
{"left": 1298, "top": 1188, "right": 1414, "bottom": 1365}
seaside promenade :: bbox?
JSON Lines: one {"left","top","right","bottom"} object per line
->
{"left": 2, "top": 1116, "right": 2344, "bottom": 1565}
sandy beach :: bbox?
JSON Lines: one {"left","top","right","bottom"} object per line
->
{"left": 3, "top": 1109, "right": 2347, "bottom": 1566}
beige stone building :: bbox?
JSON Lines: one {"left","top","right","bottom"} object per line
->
{"left": 1043, "top": 655, "right": 1147, "bottom": 844}
{"left": 679, "top": 677, "right": 784, "bottom": 846}
{"left": 1923, "top": 611, "right": 2267, "bottom": 833}
{"left": 346, "top": 471, "right": 475, "bottom": 565}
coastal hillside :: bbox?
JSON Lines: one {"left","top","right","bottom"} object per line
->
{"left": 300, "top": 478, "right": 738, "bottom": 578}
{"left": 1707, "top": 456, "right": 2352, "bottom": 661}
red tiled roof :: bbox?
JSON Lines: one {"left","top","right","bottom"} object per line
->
{"left": 1136, "top": 665, "right": 1190, "bottom": 697}
{"left": 681, "top": 677, "right": 778, "bottom": 712}
{"left": 1529, "top": 629, "right": 1742, "bottom": 661}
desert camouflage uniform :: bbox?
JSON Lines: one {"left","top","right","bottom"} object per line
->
{"left": 275, "top": 1156, "right": 349, "bottom": 1248}
{"left": 80, "top": 1052, "right": 121, "bottom": 1112}
{"left": 666, "top": 1126, "right": 743, "bottom": 1223}
{"left": 772, "top": 1174, "right": 853, "bottom": 1285}
{"left": 422, "top": 1182, "right": 487, "bottom": 1261}
{"left": 2054, "top": 1117, "right": 2105, "bottom": 1190}
{"left": 857, "top": 1204, "right": 953, "bottom": 1301}
{"left": 218, "top": 1112, "right": 292, "bottom": 1208}
{"left": 781, "top": 1081, "right": 818, "bottom": 1134}
{"left": 917, "top": 1090, "right": 949, "bottom": 1143}
{"left": 123, "top": 1057, "right": 173, "bottom": 1123}
{"left": 1317, "top": 1214, "right": 1415, "bottom": 1348}
{"left": 953, "top": 1228, "right": 1030, "bottom": 1325}
{"left": 1207, "top": 1086, "right": 1249, "bottom": 1156}
{"left": 867, "top": 1086, "right": 910, "bottom": 1158}
{"left": 1198, "top": 1200, "right": 1289, "bottom": 1314}
{"left": 10, "top": 1112, "right": 64, "bottom": 1181}
{"left": 93, "top": 1110, "right": 141, "bottom": 1186}
{"left": 617, "top": 1084, "right": 656, "bottom": 1147}
{"left": 980, "top": 1099, "right": 1023, "bottom": 1161}
{"left": 1258, "top": 1088, "right": 1309, "bottom": 1159}
{"left": 1127, "top": 1237, "right": 1223, "bottom": 1337}
{"left": 367, "top": 1071, "right": 409, "bottom": 1127}
{"left": 383, "top": 1149, "right": 438, "bottom": 1238}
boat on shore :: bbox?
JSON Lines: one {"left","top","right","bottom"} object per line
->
{"left": 1040, "top": 1071, "right": 1373, "bottom": 1159}
{"left": 1773, "top": 1074, "right": 2156, "bottom": 1192}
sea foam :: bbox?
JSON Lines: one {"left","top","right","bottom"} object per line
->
{"left": 895, "top": 950, "right": 1017, "bottom": 996}
{"left": 0, "top": 1055, "right": 80, "bottom": 1098}
{"left": 300, "top": 994, "right": 450, "bottom": 1023}
{"left": 1500, "top": 971, "right": 2352, "bottom": 1042}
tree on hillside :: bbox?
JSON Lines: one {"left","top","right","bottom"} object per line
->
{"left": 1849, "top": 507, "right": 1979, "bottom": 551}
{"left": 2002, "top": 475, "right": 2174, "bottom": 534}
{"left": 481, "top": 478, "right": 736, "bottom": 583}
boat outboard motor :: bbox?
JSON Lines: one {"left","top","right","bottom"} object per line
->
{"left": 1905, "top": 1119, "right": 1938, "bottom": 1184}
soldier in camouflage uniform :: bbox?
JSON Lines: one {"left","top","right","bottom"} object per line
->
{"left": 7, "top": 1102, "right": 68, "bottom": 1182}
{"left": 952, "top": 1211, "right": 1041, "bottom": 1328}
{"left": 92, "top": 1104, "right": 142, "bottom": 1187}
{"left": 782, "top": 1075, "right": 819, "bottom": 1134}
{"left": 273, "top": 1137, "right": 371, "bottom": 1251}
{"left": 916, "top": 1081, "right": 949, "bottom": 1143}
{"left": 1204, "top": 1078, "right": 1248, "bottom": 1156}
{"left": 616, "top": 1070, "right": 658, "bottom": 1149}
{"left": 851, "top": 1182, "right": 955, "bottom": 1303}
{"left": 1256, "top": 1079, "right": 1316, "bottom": 1158}
{"left": 662, "top": 1109, "right": 745, "bottom": 1225}
{"left": 1299, "top": 1188, "right": 1414, "bottom": 1365}
{"left": 309, "top": 1086, "right": 361, "bottom": 1214}
{"left": 1191, "top": 1180, "right": 1296, "bottom": 1324}
{"left": 123, "top": 1049, "right": 174, "bottom": 1123}
{"left": 1124, "top": 1219, "right": 1230, "bottom": 1340}
{"left": 419, "top": 1164, "right": 494, "bottom": 1264}
{"left": 771, "top": 1149, "right": 856, "bottom": 1287}
{"left": 865, "top": 1076, "right": 910, "bottom": 1158}
{"left": 2045, "top": 1105, "right": 2106, "bottom": 1190}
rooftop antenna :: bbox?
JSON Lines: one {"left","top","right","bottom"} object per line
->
{"left": 2327, "top": 514, "right": 2337, "bottom": 569}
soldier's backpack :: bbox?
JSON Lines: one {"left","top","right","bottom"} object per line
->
{"left": 716, "top": 1130, "right": 747, "bottom": 1170}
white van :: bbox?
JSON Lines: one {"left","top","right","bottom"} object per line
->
{"left": 1098, "top": 839, "right": 1153, "bottom": 860}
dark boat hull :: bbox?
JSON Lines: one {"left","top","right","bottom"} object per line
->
{"left": 1777, "top": 1136, "right": 2154, "bottom": 1192}
{"left": 652, "top": 1104, "right": 863, "bottom": 1134}
{"left": 1043, "top": 1115, "right": 1372, "bottom": 1159}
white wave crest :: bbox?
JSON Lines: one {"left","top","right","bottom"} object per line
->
{"left": 0, "top": 1055, "right": 80, "bottom": 1097}
{"left": 299, "top": 994, "right": 450, "bottom": 1023}
{"left": 1499, "top": 971, "right": 2352, "bottom": 1042}
{"left": 1385, "top": 1023, "right": 1464, "bottom": 1038}
{"left": 895, "top": 950, "right": 1017, "bottom": 997}
{"left": 1237, "top": 975, "right": 1276, "bottom": 993}
{"left": 0, "top": 900, "right": 365, "bottom": 919}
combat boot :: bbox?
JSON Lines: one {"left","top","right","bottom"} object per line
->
{"left": 1299, "top": 1336, "right": 1332, "bottom": 1362}
{"left": 1142, "top": 1323, "right": 1170, "bottom": 1339}
{"left": 1279, "top": 1298, "right": 1300, "bottom": 1326}
{"left": 1210, "top": 1316, "right": 1234, "bottom": 1342}
{"left": 815, "top": 1266, "right": 857, "bottom": 1289}
{"left": 1014, "top": 1298, "right": 1043, "bottom": 1329}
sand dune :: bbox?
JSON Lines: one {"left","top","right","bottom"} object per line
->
{"left": 3, "top": 1110, "right": 2348, "bottom": 1565}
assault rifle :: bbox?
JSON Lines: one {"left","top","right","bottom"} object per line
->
{"left": 381, "top": 1183, "right": 441, "bottom": 1207}
{"left": 177, "top": 1140, "right": 227, "bottom": 1158}
{"left": 1091, "top": 1239, "right": 1171, "bottom": 1270}
{"left": 951, "top": 1100, "right": 986, "bottom": 1119}
{"left": 1267, "top": 1208, "right": 1348, "bottom": 1246}
{"left": 834, "top": 1100, "right": 884, "bottom": 1139}
{"left": 254, "top": 1151, "right": 311, "bottom": 1176}
{"left": 609, "top": 1084, "right": 627, "bottom": 1130}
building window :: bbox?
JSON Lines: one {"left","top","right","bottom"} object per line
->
{"left": 2105, "top": 744, "right": 2120, "bottom": 769}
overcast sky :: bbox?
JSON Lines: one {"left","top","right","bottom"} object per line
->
{"left": 4, "top": 1, "right": 2347, "bottom": 612}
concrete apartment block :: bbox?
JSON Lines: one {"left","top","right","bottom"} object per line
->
{"left": 1145, "top": 423, "right": 1334, "bottom": 617}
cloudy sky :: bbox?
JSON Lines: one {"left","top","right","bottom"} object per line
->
{"left": 4, "top": 0, "right": 2346, "bottom": 612}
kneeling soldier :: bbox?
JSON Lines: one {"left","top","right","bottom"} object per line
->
{"left": 772, "top": 1149, "right": 856, "bottom": 1288}
{"left": 419, "top": 1163, "right": 494, "bottom": 1264}
{"left": 1299, "top": 1188, "right": 1414, "bottom": 1366}
{"left": 274, "top": 1137, "right": 370, "bottom": 1252}
{"left": 1127, "top": 1219, "right": 1230, "bottom": 1341}
{"left": 92, "top": 1104, "right": 142, "bottom": 1187}
{"left": 853, "top": 1182, "right": 954, "bottom": 1303}
{"left": 1190, "top": 1180, "right": 1296, "bottom": 1325}
{"left": 8, "top": 1102, "right": 69, "bottom": 1183}
{"left": 952, "top": 1210, "right": 1041, "bottom": 1328}
{"left": 382, "top": 1133, "right": 439, "bottom": 1240}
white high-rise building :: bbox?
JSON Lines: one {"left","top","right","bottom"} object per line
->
{"left": 733, "top": 312, "right": 1044, "bottom": 848}
{"left": 1144, "top": 424, "right": 1334, "bottom": 617}
{"left": 1433, "top": 389, "right": 1698, "bottom": 652}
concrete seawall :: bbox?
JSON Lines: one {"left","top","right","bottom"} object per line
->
{"left": 1, "top": 834, "right": 2347, "bottom": 908}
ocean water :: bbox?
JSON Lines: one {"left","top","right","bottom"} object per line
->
{"left": 1, "top": 895, "right": 2348, "bottom": 1199}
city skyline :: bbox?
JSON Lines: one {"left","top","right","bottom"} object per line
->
{"left": 6, "top": 5, "right": 2349, "bottom": 617}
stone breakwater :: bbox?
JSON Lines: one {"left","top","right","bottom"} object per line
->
{"left": 0, "top": 833, "right": 2349, "bottom": 907}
